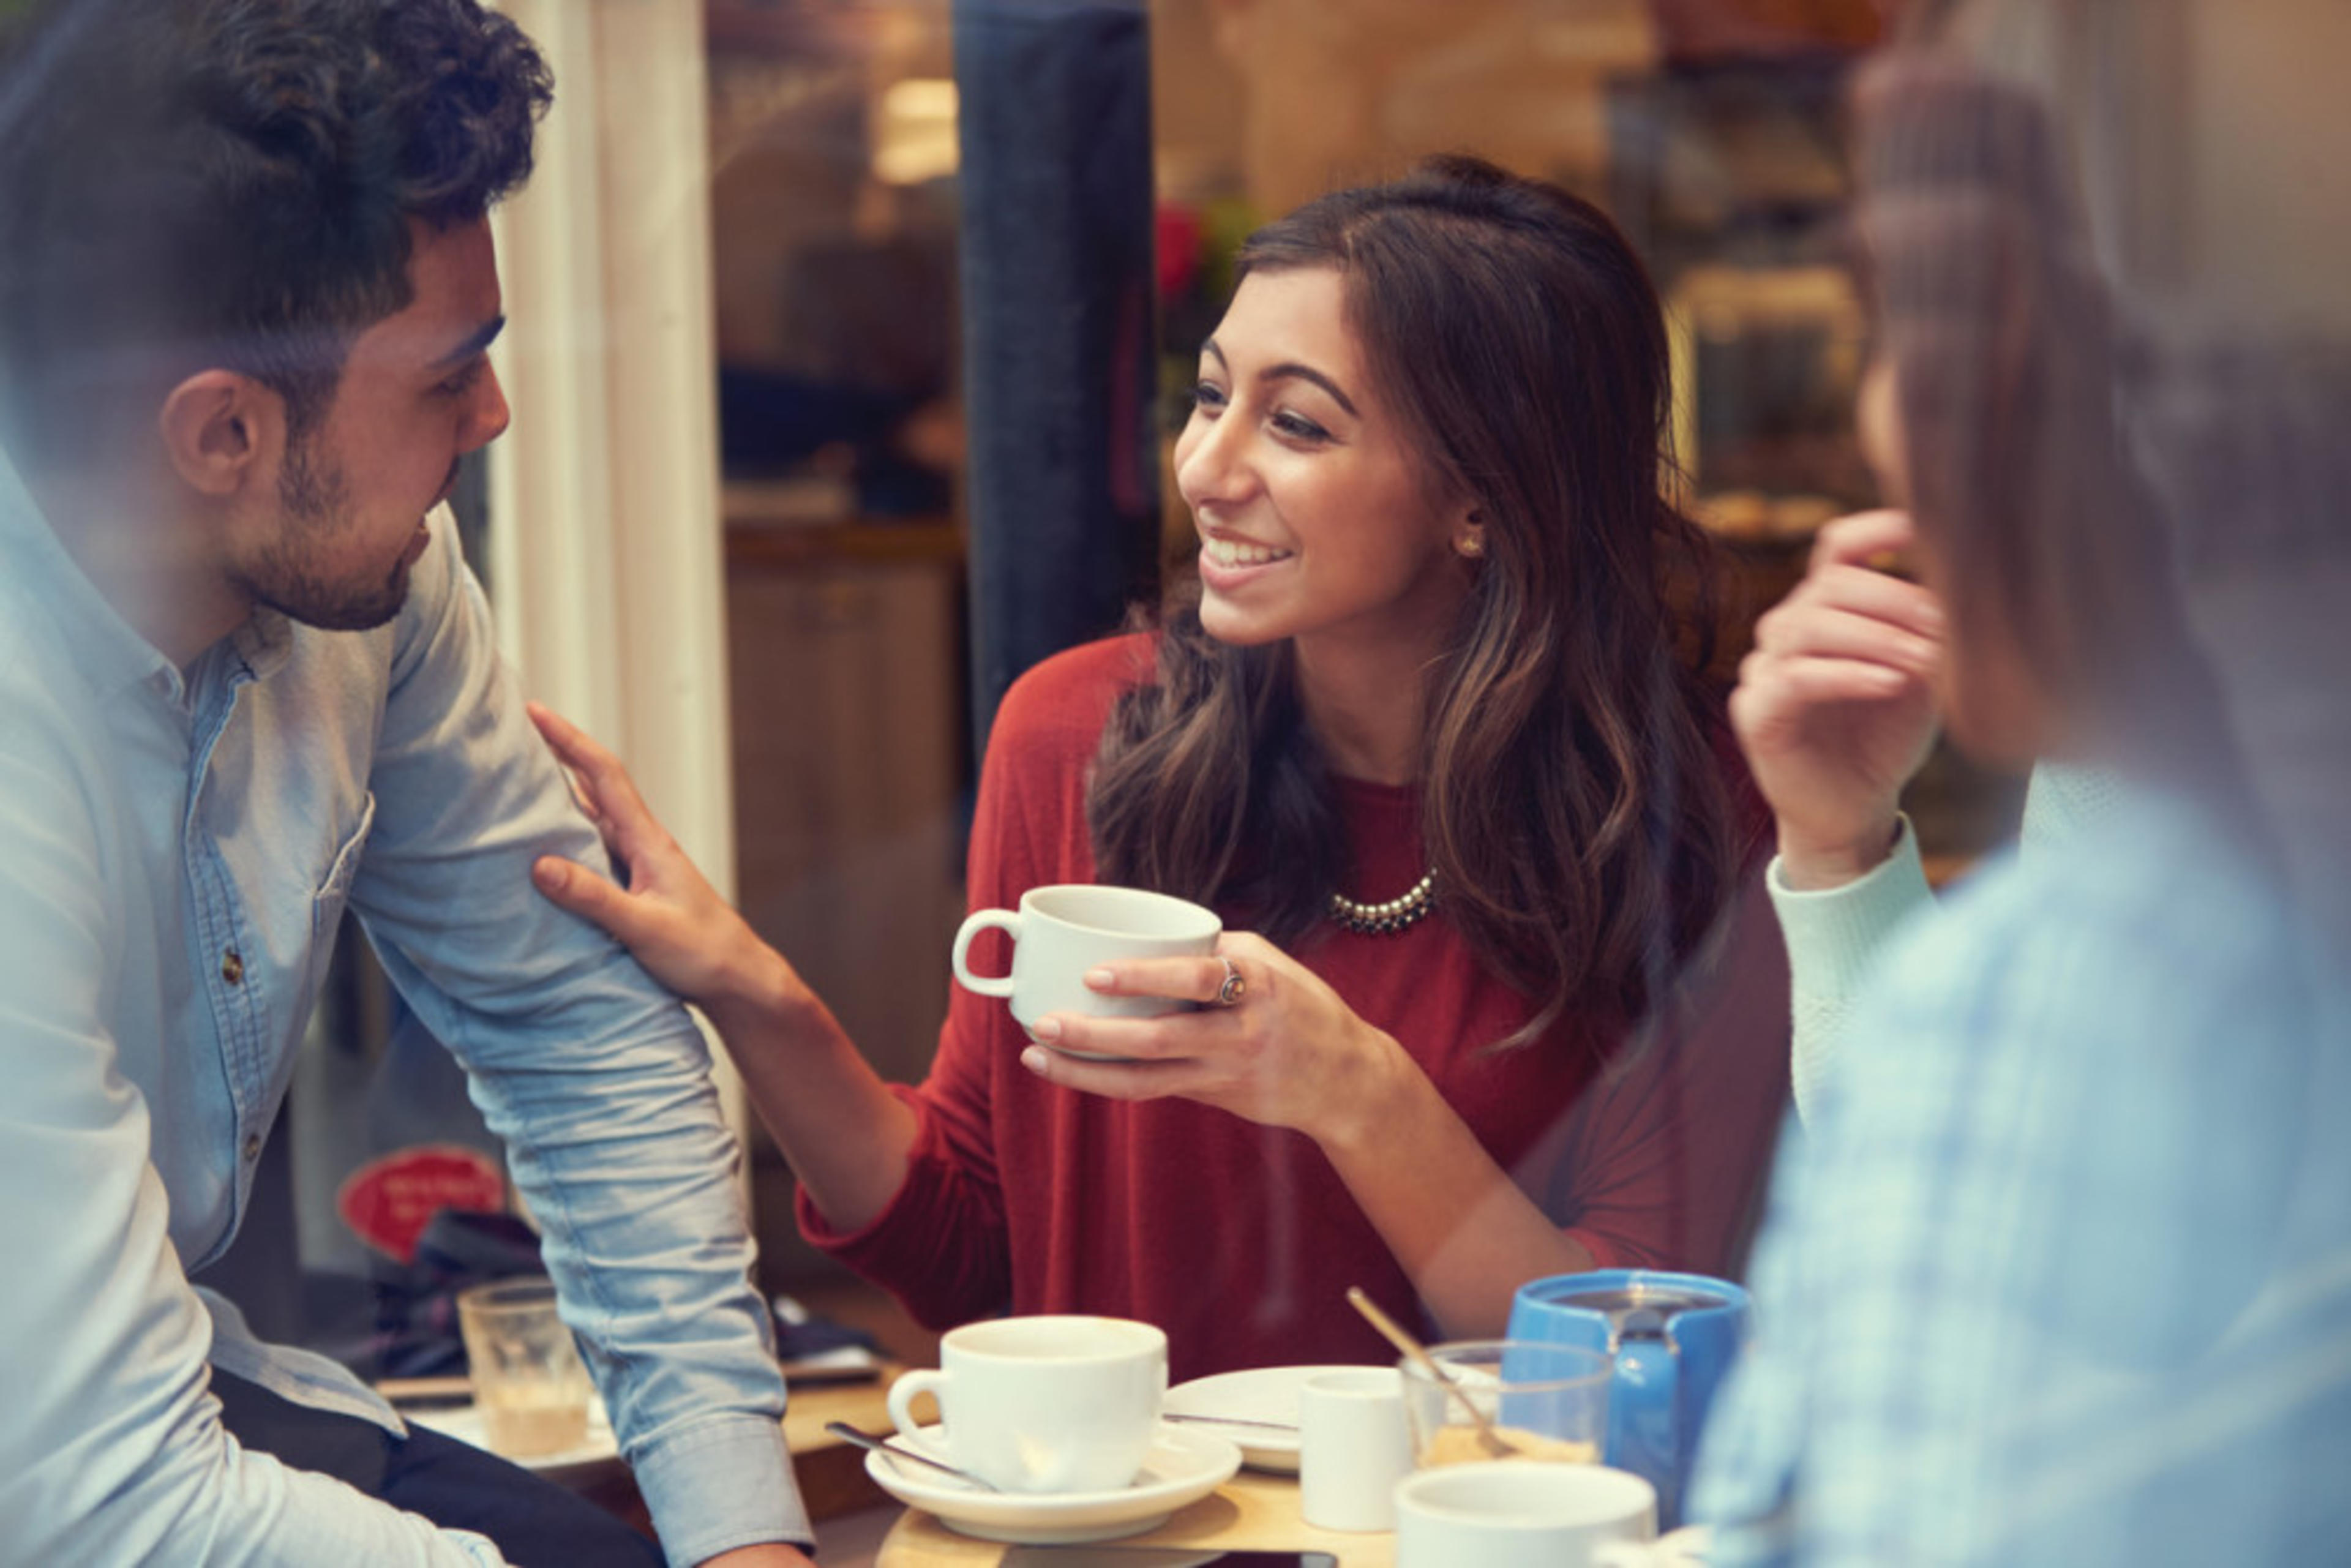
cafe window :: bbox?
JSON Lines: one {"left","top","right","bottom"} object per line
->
{"left": 263, "top": 0, "right": 2030, "bottom": 1333}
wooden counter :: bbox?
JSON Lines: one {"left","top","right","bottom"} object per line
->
{"left": 782, "top": 1371, "right": 901, "bottom": 1522}
{"left": 877, "top": 1467, "right": 1393, "bottom": 1567}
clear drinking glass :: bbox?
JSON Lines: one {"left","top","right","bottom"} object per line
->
{"left": 456, "top": 1278, "right": 594, "bottom": 1458}
{"left": 1400, "top": 1340, "right": 1611, "bottom": 1469}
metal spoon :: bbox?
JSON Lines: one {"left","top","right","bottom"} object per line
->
{"left": 824, "top": 1420, "right": 1002, "bottom": 1492}
{"left": 1163, "top": 1411, "right": 1300, "bottom": 1433}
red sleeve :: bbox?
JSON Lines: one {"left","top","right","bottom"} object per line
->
{"left": 1547, "top": 871, "right": 1791, "bottom": 1275}
{"left": 793, "top": 1072, "right": 1011, "bottom": 1330}
{"left": 795, "top": 636, "right": 1151, "bottom": 1328}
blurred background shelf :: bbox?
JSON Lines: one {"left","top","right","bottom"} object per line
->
{"left": 724, "top": 512, "right": 962, "bottom": 571}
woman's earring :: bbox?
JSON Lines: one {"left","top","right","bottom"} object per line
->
{"left": 1454, "top": 528, "right": 1486, "bottom": 559}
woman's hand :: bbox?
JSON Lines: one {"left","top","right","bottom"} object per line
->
{"left": 527, "top": 705, "right": 919, "bottom": 1231}
{"left": 1019, "top": 931, "right": 1411, "bottom": 1150}
{"left": 1728, "top": 509, "right": 1944, "bottom": 889}
{"left": 1027, "top": 929, "right": 1595, "bottom": 1336}
{"left": 526, "top": 702, "right": 797, "bottom": 1019}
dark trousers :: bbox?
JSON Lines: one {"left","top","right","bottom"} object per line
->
{"left": 212, "top": 1371, "right": 664, "bottom": 1568}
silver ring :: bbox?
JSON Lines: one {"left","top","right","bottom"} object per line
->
{"left": 1214, "top": 956, "right": 1246, "bottom": 1007}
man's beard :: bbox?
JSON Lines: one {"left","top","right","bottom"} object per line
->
{"left": 236, "top": 434, "right": 415, "bottom": 632}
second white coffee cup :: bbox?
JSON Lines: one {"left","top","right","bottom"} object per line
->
{"left": 886, "top": 1315, "right": 1169, "bottom": 1494}
{"left": 950, "top": 883, "right": 1222, "bottom": 1046}
{"left": 1393, "top": 1460, "right": 1658, "bottom": 1568}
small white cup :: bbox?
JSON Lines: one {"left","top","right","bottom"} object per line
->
{"left": 950, "top": 884, "right": 1221, "bottom": 1048}
{"left": 1394, "top": 1460, "right": 1658, "bottom": 1568}
{"left": 1299, "top": 1367, "right": 1414, "bottom": 1532}
{"left": 885, "top": 1315, "right": 1168, "bottom": 1494}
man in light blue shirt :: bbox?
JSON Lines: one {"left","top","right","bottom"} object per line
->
{"left": 0, "top": 2, "right": 812, "bottom": 1564}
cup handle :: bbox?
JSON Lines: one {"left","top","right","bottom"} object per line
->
{"left": 950, "top": 909, "right": 1021, "bottom": 999}
{"left": 1657, "top": 1525, "right": 1712, "bottom": 1564}
{"left": 887, "top": 1367, "right": 952, "bottom": 1458}
{"left": 1614, "top": 1338, "right": 1681, "bottom": 1500}
{"left": 1593, "top": 1525, "right": 1710, "bottom": 1567}
{"left": 1590, "top": 1548, "right": 1650, "bottom": 1568}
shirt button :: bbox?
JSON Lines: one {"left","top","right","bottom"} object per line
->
{"left": 220, "top": 949, "right": 244, "bottom": 986}
{"left": 242, "top": 1134, "right": 263, "bottom": 1162}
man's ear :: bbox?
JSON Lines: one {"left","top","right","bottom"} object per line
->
{"left": 157, "top": 370, "right": 283, "bottom": 500}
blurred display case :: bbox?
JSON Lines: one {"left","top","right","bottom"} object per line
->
{"left": 707, "top": 0, "right": 972, "bottom": 1288}
{"left": 707, "top": 0, "right": 962, "bottom": 520}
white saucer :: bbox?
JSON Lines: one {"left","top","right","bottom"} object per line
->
{"left": 864, "top": 1422, "right": 1242, "bottom": 1545}
{"left": 1162, "top": 1364, "right": 1363, "bottom": 1474}
{"left": 405, "top": 1394, "right": 621, "bottom": 1480}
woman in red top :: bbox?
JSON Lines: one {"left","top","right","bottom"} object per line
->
{"left": 530, "top": 157, "right": 1787, "bottom": 1378}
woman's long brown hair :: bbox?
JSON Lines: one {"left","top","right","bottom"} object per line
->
{"left": 1087, "top": 157, "right": 1746, "bottom": 1046}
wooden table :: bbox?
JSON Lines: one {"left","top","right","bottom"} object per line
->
{"left": 781, "top": 1371, "right": 900, "bottom": 1521}
{"left": 877, "top": 1467, "right": 1393, "bottom": 1566}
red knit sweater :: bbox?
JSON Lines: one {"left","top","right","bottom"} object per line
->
{"left": 800, "top": 635, "right": 1790, "bottom": 1382}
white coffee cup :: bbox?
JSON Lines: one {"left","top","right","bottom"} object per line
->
{"left": 950, "top": 884, "right": 1221, "bottom": 1047}
{"left": 885, "top": 1315, "right": 1169, "bottom": 1494}
{"left": 1299, "top": 1367, "right": 1414, "bottom": 1532}
{"left": 1394, "top": 1460, "right": 1658, "bottom": 1568}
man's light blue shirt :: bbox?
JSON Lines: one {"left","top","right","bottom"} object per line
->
{"left": 0, "top": 449, "right": 809, "bottom": 1565}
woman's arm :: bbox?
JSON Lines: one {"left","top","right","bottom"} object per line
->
{"left": 1727, "top": 509, "right": 1944, "bottom": 1122}
{"left": 523, "top": 704, "right": 918, "bottom": 1231}
{"left": 1020, "top": 935, "right": 1592, "bottom": 1338}
{"left": 1771, "top": 820, "right": 1933, "bottom": 1123}
{"left": 1317, "top": 1037, "right": 1600, "bottom": 1337}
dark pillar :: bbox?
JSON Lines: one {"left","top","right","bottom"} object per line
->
{"left": 953, "top": 0, "right": 1161, "bottom": 757}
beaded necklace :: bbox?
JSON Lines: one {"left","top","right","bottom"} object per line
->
{"left": 1327, "top": 869, "right": 1437, "bottom": 936}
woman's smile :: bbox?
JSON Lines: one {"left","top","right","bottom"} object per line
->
{"left": 1197, "top": 531, "right": 1296, "bottom": 590}
{"left": 1176, "top": 266, "right": 1468, "bottom": 659}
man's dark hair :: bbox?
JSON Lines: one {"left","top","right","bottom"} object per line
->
{"left": 0, "top": 0, "right": 551, "bottom": 443}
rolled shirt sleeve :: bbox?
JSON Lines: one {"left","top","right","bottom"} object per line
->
{"left": 345, "top": 516, "right": 810, "bottom": 1561}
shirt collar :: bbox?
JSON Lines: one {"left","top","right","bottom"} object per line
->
{"left": 0, "top": 443, "right": 178, "bottom": 702}
{"left": 231, "top": 605, "right": 294, "bottom": 680}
